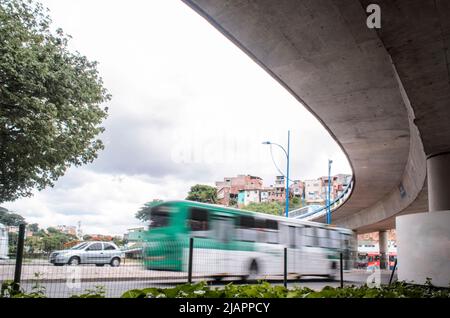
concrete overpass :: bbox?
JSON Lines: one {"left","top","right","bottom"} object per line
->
{"left": 182, "top": 0, "right": 450, "bottom": 286}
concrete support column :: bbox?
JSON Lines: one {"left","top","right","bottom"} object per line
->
{"left": 427, "top": 152, "right": 450, "bottom": 211}
{"left": 397, "top": 153, "right": 450, "bottom": 287}
{"left": 397, "top": 211, "right": 450, "bottom": 287}
{"left": 379, "top": 230, "right": 388, "bottom": 270}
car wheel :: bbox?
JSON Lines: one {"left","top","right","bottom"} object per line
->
{"left": 68, "top": 256, "right": 80, "bottom": 266}
{"left": 110, "top": 257, "right": 120, "bottom": 267}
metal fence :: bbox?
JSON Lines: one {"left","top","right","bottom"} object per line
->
{"left": 0, "top": 224, "right": 355, "bottom": 298}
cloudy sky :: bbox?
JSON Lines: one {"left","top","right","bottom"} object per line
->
{"left": 3, "top": 0, "right": 351, "bottom": 236}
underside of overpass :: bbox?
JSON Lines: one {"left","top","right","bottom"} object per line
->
{"left": 182, "top": 0, "right": 450, "bottom": 235}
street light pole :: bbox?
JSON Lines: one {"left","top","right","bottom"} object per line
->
{"left": 327, "top": 159, "right": 333, "bottom": 224}
{"left": 285, "top": 131, "right": 290, "bottom": 218}
{"left": 262, "top": 130, "right": 291, "bottom": 218}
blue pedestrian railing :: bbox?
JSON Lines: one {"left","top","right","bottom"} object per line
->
{"left": 288, "top": 176, "right": 354, "bottom": 221}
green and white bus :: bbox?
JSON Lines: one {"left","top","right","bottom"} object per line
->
{"left": 142, "top": 200, "right": 356, "bottom": 280}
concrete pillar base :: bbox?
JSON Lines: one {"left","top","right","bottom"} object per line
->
{"left": 379, "top": 230, "right": 388, "bottom": 270}
{"left": 396, "top": 211, "right": 450, "bottom": 287}
{"left": 427, "top": 152, "right": 450, "bottom": 211}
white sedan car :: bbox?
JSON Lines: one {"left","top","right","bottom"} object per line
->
{"left": 49, "top": 241, "right": 124, "bottom": 267}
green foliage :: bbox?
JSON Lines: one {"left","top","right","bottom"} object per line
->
{"left": 1, "top": 280, "right": 18, "bottom": 298}
{"left": 70, "top": 286, "right": 106, "bottom": 298}
{"left": 186, "top": 185, "right": 218, "bottom": 204}
{"left": 46, "top": 227, "right": 59, "bottom": 234}
{"left": 135, "top": 199, "right": 164, "bottom": 222}
{"left": 8, "top": 231, "right": 18, "bottom": 255}
{"left": 244, "top": 202, "right": 283, "bottom": 215}
{"left": 1, "top": 281, "right": 106, "bottom": 298}
{"left": 228, "top": 197, "right": 238, "bottom": 207}
{"left": 0, "top": 0, "right": 111, "bottom": 203}
{"left": 0, "top": 276, "right": 46, "bottom": 298}
{"left": 24, "top": 235, "right": 42, "bottom": 253}
{"left": 120, "top": 281, "right": 450, "bottom": 299}
{"left": 27, "top": 223, "right": 39, "bottom": 233}
{"left": 112, "top": 236, "right": 126, "bottom": 247}
{"left": 243, "top": 198, "right": 305, "bottom": 216}
{"left": 0, "top": 207, "right": 26, "bottom": 225}
{"left": 290, "top": 196, "right": 305, "bottom": 209}
{"left": 36, "top": 228, "right": 77, "bottom": 252}
{"left": 2, "top": 281, "right": 449, "bottom": 298}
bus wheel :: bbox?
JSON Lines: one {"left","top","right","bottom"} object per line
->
{"left": 212, "top": 276, "right": 223, "bottom": 282}
{"left": 328, "top": 262, "right": 338, "bottom": 280}
{"left": 248, "top": 260, "right": 259, "bottom": 281}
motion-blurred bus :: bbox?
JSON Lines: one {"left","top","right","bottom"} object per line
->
{"left": 142, "top": 201, "right": 356, "bottom": 280}
{"left": 0, "top": 223, "right": 8, "bottom": 260}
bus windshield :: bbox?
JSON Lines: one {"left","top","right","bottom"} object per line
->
{"left": 150, "top": 206, "right": 171, "bottom": 228}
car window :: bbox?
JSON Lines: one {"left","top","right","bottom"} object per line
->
{"left": 104, "top": 243, "right": 117, "bottom": 250}
{"left": 86, "top": 243, "right": 103, "bottom": 251}
{"left": 71, "top": 242, "right": 88, "bottom": 250}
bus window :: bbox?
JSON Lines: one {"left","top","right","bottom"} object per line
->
{"left": 212, "top": 216, "right": 234, "bottom": 243}
{"left": 288, "top": 226, "right": 296, "bottom": 248}
{"left": 330, "top": 230, "right": 341, "bottom": 249}
{"left": 265, "top": 220, "right": 278, "bottom": 244}
{"left": 295, "top": 226, "right": 304, "bottom": 247}
{"left": 255, "top": 218, "right": 266, "bottom": 242}
{"left": 236, "top": 216, "right": 256, "bottom": 242}
{"left": 150, "top": 205, "right": 171, "bottom": 228}
{"left": 304, "top": 226, "right": 317, "bottom": 246}
{"left": 188, "top": 208, "right": 209, "bottom": 231}
{"left": 279, "top": 224, "right": 289, "bottom": 245}
{"left": 317, "top": 228, "right": 329, "bottom": 248}
{"left": 266, "top": 219, "right": 278, "bottom": 230}
{"left": 188, "top": 208, "right": 209, "bottom": 237}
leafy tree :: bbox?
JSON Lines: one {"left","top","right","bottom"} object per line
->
{"left": 135, "top": 199, "right": 163, "bottom": 222}
{"left": 243, "top": 198, "right": 306, "bottom": 216}
{"left": 8, "top": 231, "right": 18, "bottom": 255}
{"left": 289, "top": 197, "right": 305, "bottom": 210}
{"left": 0, "top": 0, "right": 111, "bottom": 203}
{"left": 35, "top": 229, "right": 46, "bottom": 237}
{"left": 186, "top": 185, "right": 218, "bottom": 204}
{"left": 27, "top": 223, "right": 39, "bottom": 233}
{"left": 113, "top": 236, "right": 126, "bottom": 247}
{"left": 40, "top": 229, "right": 77, "bottom": 252}
{"left": 228, "top": 197, "right": 238, "bottom": 207}
{"left": 243, "top": 202, "right": 283, "bottom": 216}
{"left": 0, "top": 207, "right": 26, "bottom": 225}
{"left": 25, "top": 235, "right": 42, "bottom": 253}
{"left": 46, "top": 227, "right": 58, "bottom": 234}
